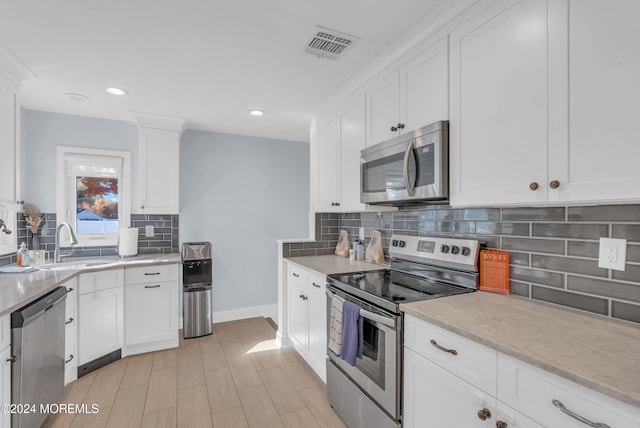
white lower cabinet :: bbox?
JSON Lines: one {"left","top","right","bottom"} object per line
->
{"left": 285, "top": 262, "right": 327, "bottom": 381}
{"left": 124, "top": 265, "right": 179, "bottom": 355}
{"left": 78, "top": 269, "right": 124, "bottom": 366}
{"left": 1, "top": 314, "right": 10, "bottom": 428}
{"left": 404, "top": 314, "right": 640, "bottom": 428}
{"left": 63, "top": 278, "right": 78, "bottom": 385}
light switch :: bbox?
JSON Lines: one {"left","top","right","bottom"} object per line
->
{"left": 598, "top": 237, "right": 626, "bottom": 271}
{"left": 145, "top": 225, "right": 154, "bottom": 237}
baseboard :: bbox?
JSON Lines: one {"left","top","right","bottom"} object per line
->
{"left": 124, "top": 337, "right": 179, "bottom": 357}
{"left": 211, "top": 303, "right": 278, "bottom": 323}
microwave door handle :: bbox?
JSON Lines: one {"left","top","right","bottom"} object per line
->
{"left": 403, "top": 140, "right": 417, "bottom": 196}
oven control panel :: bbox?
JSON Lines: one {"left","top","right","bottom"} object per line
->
{"left": 389, "top": 234, "right": 481, "bottom": 271}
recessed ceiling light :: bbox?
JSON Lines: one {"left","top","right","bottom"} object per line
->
{"left": 106, "top": 87, "right": 127, "bottom": 96}
{"left": 65, "top": 92, "right": 91, "bottom": 102}
{"left": 249, "top": 109, "right": 264, "bottom": 117}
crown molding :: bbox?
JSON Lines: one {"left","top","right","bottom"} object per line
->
{"left": 0, "top": 42, "right": 36, "bottom": 89}
{"left": 130, "top": 111, "right": 189, "bottom": 133}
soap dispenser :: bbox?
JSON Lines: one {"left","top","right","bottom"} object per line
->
{"left": 17, "top": 242, "right": 29, "bottom": 267}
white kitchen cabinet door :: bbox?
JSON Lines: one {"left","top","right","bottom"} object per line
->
{"left": 125, "top": 281, "right": 178, "bottom": 346}
{"left": 78, "top": 286, "right": 124, "bottom": 365}
{"left": 287, "top": 279, "right": 307, "bottom": 351}
{"left": 0, "top": 82, "right": 17, "bottom": 204}
{"left": 337, "top": 94, "right": 366, "bottom": 212}
{"left": 547, "top": 0, "right": 640, "bottom": 203}
{"left": 64, "top": 294, "right": 78, "bottom": 385}
{"left": 450, "top": 0, "right": 550, "bottom": 206}
{"left": 0, "top": 345, "right": 10, "bottom": 428}
{"left": 138, "top": 127, "right": 180, "bottom": 214}
{"left": 399, "top": 36, "right": 449, "bottom": 132}
{"left": 306, "top": 273, "right": 327, "bottom": 373}
{"left": 366, "top": 71, "right": 400, "bottom": 147}
{"left": 404, "top": 347, "right": 495, "bottom": 428}
{"left": 316, "top": 114, "right": 340, "bottom": 211}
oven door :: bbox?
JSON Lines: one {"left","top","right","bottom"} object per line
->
{"left": 360, "top": 122, "right": 448, "bottom": 205}
{"left": 326, "top": 286, "right": 401, "bottom": 419}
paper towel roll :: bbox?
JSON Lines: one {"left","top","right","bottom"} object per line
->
{"left": 118, "top": 227, "right": 138, "bottom": 257}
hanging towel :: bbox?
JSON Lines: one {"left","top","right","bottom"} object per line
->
{"left": 340, "top": 300, "right": 363, "bottom": 366}
{"left": 328, "top": 294, "right": 345, "bottom": 356}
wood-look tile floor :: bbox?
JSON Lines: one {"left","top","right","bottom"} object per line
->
{"left": 43, "top": 318, "right": 346, "bottom": 428}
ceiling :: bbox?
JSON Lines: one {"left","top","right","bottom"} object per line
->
{"left": 0, "top": 0, "right": 448, "bottom": 142}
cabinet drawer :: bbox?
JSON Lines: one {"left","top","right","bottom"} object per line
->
{"left": 0, "top": 314, "right": 9, "bottom": 350}
{"left": 78, "top": 269, "right": 123, "bottom": 295}
{"left": 498, "top": 354, "right": 640, "bottom": 428}
{"left": 125, "top": 264, "right": 177, "bottom": 284}
{"left": 287, "top": 263, "right": 308, "bottom": 286}
{"left": 404, "top": 314, "right": 497, "bottom": 395}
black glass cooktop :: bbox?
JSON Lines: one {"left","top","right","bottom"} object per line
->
{"left": 327, "top": 269, "right": 474, "bottom": 313}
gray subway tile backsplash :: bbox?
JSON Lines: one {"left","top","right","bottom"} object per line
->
{"left": 531, "top": 286, "right": 608, "bottom": 315}
{"left": 531, "top": 223, "right": 608, "bottom": 240}
{"left": 568, "top": 204, "right": 640, "bottom": 222}
{"left": 294, "top": 203, "right": 640, "bottom": 324}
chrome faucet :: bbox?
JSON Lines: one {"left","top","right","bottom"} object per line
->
{"left": 54, "top": 223, "right": 79, "bottom": 263}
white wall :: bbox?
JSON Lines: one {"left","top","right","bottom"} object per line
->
{"left": 180, "top": 130, "right": 309, "bottom": 314}
{"left": 20, "top": 109, "right": 139, "bottom": 212}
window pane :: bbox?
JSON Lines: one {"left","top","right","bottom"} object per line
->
{"left": 76, "top": 176, "right": 119, "bottom": 234}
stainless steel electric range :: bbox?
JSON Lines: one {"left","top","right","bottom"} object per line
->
{"left": 326, "top": 234, "right": 482, "bottom": 428}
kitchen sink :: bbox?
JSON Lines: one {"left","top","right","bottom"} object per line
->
{"left": 37, "top": 259, "right": 115, "bottom": 271}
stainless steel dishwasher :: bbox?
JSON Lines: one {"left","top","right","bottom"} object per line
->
{"left": 11, "top": 286, "right": 67, "bottom": 428}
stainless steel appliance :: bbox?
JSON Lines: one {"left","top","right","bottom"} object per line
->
{"left": 360, "top": 121, "right": 448, "bottom": 206}
{"left": 11, "top": 286, "right": 67, "bottom": 428}
{"left": 326, "top": 234, "right": 481, "bottom": 428}
{"left": 182, "top": 242, "right": 213, "bottom": 339}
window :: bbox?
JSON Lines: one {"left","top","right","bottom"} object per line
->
{"left": 57, "top": 147, "right": 131, "bottom": 247}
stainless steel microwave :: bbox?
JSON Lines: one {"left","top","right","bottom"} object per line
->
{"left": 360, "top": 121, "right": 448, "bottom": 206}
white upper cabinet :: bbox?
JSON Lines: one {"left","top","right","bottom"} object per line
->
{"left": 451, "top": 0, "right": 640, "bottom": 206}
{"left": 0, "top": 82, "right": 17, "bottom": 205}
{"left": 548, "top": 0, "right": 640, "bottom": 203}
{"left": 450, "top": 0, "right": 550, "bottom": 206}
{"left": 135, "top": 113, "right": 187, "bottom": 214}
{"left": 313, "top": 92, "right": 366, "bottom": 212}
{"left": 366, "top": 37, "right": 449, "bottom": 147}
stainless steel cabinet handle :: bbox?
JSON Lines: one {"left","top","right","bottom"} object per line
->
{"left": 312, "top": 282, "right": 322, "bottom": 288}
{"left": 144, "top": 272, "right": 161, "bottom": 276}
{"left": 430, "top": 339, "right": 458, "bottom": 356}
{"left": 145, "top": 285, "right": 161, "bottom": 289}
{"left": 6, "top": 356, "right": 16, "bottom": 363}
{"left": 65, "top": 354, "right": 74, "bottom": 364}
{"left": 552, "top": 400, "right": 610, "bottom": 428}
{"left": 292, "top": 273, "right": 300, "bottom": 277}
{"left": 65, "top": 317, "right": 74, "bottom": 325}
{"left": 66, "top": 287, "right": 74, "bottom": 292}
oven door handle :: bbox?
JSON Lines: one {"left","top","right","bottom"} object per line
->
{"left": 403, "top": 140, "right": 417, "bottom": 196}
{"left": 326, "top": 290, "right": 395, "bottom": 328}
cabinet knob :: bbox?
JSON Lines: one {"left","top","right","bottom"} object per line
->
{"left": 550, "top": 180, "right": 560, "bottom": 189}
{"left": 529, "top": 182, "right": 539, "bottom": 191}
{"left": 397, "top": 123, "right": 405, "bottom": 130}
{"left": 496, "top": 421, "right": 508, "bottom": 428}
{"left": 390, "top": 125, "right": 398, "bottom": 132}
{"left": 477, "top": 408, "right": 492, "bottom": 421}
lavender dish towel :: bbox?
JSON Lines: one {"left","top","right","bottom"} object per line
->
{"left": 340, "top": 300, "right": 363, "bottom": 366}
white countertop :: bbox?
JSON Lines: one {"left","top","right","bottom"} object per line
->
{"left": 285, "top": 255, "right": 387, "bottom": 275}
{"left": 0, "top": 254, "right": 181, "bottom": 316}
{"left": 401, "top": 292, "right": 640, "bottom": 409}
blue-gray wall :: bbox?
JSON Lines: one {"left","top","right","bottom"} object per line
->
{"left": 180, "top": 129, "right": 310, "bottom": 313}
{"left": 20, "top": 109, "right": 139, "bottom": 212}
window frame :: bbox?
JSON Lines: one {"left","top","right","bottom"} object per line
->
{"left": 56, "top": 146, "right": 131, "bottom": 247}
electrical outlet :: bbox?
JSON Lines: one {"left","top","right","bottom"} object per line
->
{"left": 359, "top": 227, "right": 365, "bottom": 240}
{"left": 145, "top": 225, "right": 154, "bottom": 237}
{"left": 598, "top": 238, "right": 627, "bottom": 271}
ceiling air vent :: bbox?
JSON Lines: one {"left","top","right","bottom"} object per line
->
{"left": 304, "top": 26, "right": 359, "bottom": 60}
